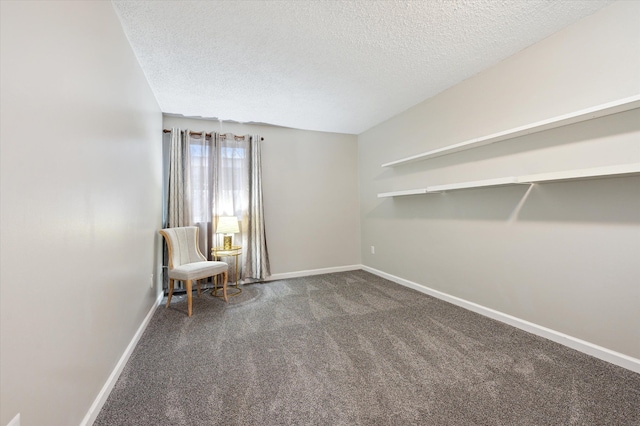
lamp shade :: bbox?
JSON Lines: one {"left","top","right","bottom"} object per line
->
{"left": 216, "top": 216, "right": 240, "bottom": 234}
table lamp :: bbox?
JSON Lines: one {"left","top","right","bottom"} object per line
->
{"left": 216, "top": 216, "right": 240, "bottom": 250}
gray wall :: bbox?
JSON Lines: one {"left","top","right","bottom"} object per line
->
{"left": 0, "top": 2, "right": 162, "bottom": 425}
{"left": 162, "top": 116, "right": 362, "bottom": 276}
{"left": 359, "top": 1, "right": 640, "bottom": 359}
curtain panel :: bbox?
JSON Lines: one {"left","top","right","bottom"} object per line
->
{"left": 164, "top": 128, "right": 270, "bottom": 288}
{"left": 245, "top": 135, "right": 270, "bottom": 280}
{"left": 167, "top": 128, "right": 192, "bottom": 227}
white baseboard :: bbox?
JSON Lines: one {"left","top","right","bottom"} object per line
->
{"left": 361, "top": 265, "right": 640, "bottom": 374}
{"left": 80, "top": 292, "right": 164, "bottom": 426}
{"left": 267, "top": 264, "right": 362, "bottom": 281}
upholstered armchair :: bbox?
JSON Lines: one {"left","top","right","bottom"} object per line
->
{"left": 159, "top": 226, "right": 229, "bottom": 316}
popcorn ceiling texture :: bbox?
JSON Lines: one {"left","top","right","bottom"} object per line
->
{"left": 112, "top": 0, "right": 613, "bottom": 134}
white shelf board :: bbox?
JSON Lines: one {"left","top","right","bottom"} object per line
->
{"left": 377, "top": 177, "right": 521, "bottom": 198}
{"left": 378, "top": 188, "right": 429, "bottom": 198}
{"left": 382, "top": 95, "right": 640, "bottom": 168}
{"left": 428, "top": 176, "right": 520, "bottom": 192}
{"left": 377, "top": 164, "right": 640, "bottom": 198}
{"left": 518, "top": 163, "right": 640, "bottom": 184}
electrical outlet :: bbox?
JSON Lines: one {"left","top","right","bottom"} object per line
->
{"left": 371, "top": 246, "right": 375, "bottom": 255}
{"left": 149, "top": 273, "right": 154, "bottom": 289}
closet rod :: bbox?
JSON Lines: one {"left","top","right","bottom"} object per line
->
{"left": 162, "top": 129, "right": 264, "bottom": 141}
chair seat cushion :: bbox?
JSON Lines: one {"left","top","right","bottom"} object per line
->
{"left": 168, "top": 261, "right": 228, "bottom": 281}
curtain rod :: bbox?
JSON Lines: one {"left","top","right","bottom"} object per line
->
{"left": 162, "top": 129, "right": 264, "bottom": 141}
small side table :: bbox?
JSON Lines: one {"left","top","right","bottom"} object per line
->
{"left": 211, "top": 245, "right": 242, "bottom": 297}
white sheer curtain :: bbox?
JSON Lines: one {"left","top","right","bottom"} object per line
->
{"left": 188, "top": 130, "right": 216, "bottom": 256}
{"left": 165, "top": 128, "right": 270, "bottom": 287}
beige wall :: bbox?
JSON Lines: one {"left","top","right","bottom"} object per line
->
{"left": 1, "top": 1, "right": 637, "bottom": 424}
{"left": 359, "top": 1, "right": 640, "bottom": 358}
{"left": 0, "top": 2, "right": 162, "bottom": 425}
{"left": 163, "top": 116, "right": 361, "bottom": 276}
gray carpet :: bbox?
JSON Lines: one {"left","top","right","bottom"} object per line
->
{"left": 95, "top": 270, "right": 640, "bottom": 425}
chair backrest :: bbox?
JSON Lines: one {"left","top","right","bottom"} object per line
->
{"left": 160, "top": 226, "right": 206, "bottom": 269}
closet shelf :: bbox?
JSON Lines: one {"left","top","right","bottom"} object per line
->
{"left": 517, "top": 163, "right": 640, "bottom": 184}
{"left": 377, "top": 188, "right": 430, "bottom": 198}
{"left": 381, "top": 95, "right": 640, "bottom": 168}
{"left": 377, "top": 177, "right": 521, "bottom": 198}
{"left": 429, "top": 176, "right": 520, "bottom": 192}
{"left": 377, "top": 163, "right": 640, "bottom": 198}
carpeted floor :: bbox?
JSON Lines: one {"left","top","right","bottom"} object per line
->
{"left": 94, "top": 270, "right": 640, "bottom": 425}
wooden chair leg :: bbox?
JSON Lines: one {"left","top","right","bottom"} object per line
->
{"left": 166, "top": 279, "right": 175, "bottom": 308}
{"left": 186, "top": 279, "right": 193, "bottom": 317}
{"left": 196, "top": 279, "right": 201, "bottom": 297}
{"left": 222, "top": 271, "right": 228, "bottom": 303}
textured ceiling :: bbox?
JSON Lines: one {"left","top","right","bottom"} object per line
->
{"left": 112, "top": 0, "right": 614, "bottom": 134}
